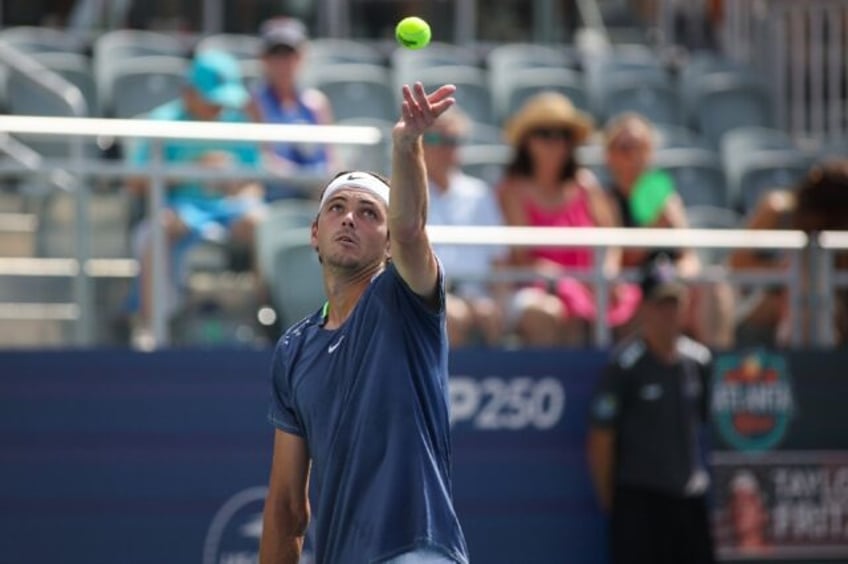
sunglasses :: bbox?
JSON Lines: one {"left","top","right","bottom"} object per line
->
{"left": 609, "top": 137, "right": 645, "bottom": 153}
{"left": 423, "top": 132, "right": 462, "bottom": 146}
{"left": 529, "top": 128, "right": 573, "bottom": 141}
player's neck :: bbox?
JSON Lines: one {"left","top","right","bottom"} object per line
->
{"left": 322, "top": 263, "right": 384, "bottom": 329}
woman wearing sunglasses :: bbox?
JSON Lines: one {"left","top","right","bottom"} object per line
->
{"left": 497, "top": 92, "right": 640, "bottom": 346}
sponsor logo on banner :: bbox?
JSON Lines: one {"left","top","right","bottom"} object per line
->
{"left": 712, "top": 350, "right": 795, "bottom": 452}
{"left": 449, "top": 376, "right": 566, "bottom": 430}
{"left": 203, "top": 486, "right": 315, "bottom": 564}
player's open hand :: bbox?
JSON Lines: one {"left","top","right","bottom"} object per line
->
{"left": 394, "top": 82, "right": 456, "bottom": 147}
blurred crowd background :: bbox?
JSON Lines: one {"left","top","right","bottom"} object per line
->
{"left": 0, "top": 0, "right": 846, "bottom": 350}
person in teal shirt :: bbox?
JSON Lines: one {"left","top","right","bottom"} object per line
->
{"left": 125, "top": 50, "right": 266, "bottom": 343}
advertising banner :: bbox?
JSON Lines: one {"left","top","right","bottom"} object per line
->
{"left": 0, "top": 349, "right": 608, "bottom": 564}
{"left": 4, "top": 348, "right": 847, "bottom": 563}
{"left": 710, "top": 349, "right": 848, "bottom": 562}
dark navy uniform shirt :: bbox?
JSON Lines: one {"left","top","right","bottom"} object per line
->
{"left": 268, "top": 262, "right": 468, "bottom": 563}
{"left": 590, "top": 336, "right": 712, "bottom": 498}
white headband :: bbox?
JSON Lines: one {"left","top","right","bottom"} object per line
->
{"left": 319, "top": 172, "right": 391, "bottom": 209}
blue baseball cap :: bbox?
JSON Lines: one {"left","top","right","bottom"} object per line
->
{"left": 187, "top": 50, "right": 248, "bottom": 109}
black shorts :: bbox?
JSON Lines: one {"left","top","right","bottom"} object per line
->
{"left": 610, "top": 487, "right": 715, "bottom": 564}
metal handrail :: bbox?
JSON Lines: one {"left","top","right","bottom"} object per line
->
{"left": 0, "top": 42, "right": 93, "bottom": 342}
{"left": 0, "top": 114, "right": 384, "bottom": 347}
{"left": 2, "top": 114, "right": 844, "bottom": 349}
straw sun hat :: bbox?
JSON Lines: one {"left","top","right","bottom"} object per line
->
{"left": 503, "top": 91, "right": 594, "bottom": 146}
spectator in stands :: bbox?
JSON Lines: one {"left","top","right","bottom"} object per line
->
{"left": 729, "top": 159, "right": 848, "bottom": 346}
{"left": 249, "top": 17, "right": 335, "bottom": 200}
{"left": 605, "top": 113, "right": 700, "bottom": 276}
{"left": 423, "top": 106, "right": 507, "bottom": 347}
{"left": 587, "top": 255, "right": 715, "bottom": 564}
{"left": 125, "top": 50, "right": 265, "bottom": 346}
{"left": 497, "top": 92, "right": 640, "bottom": 346}
{"left": 604, "top": 112, "right": 734, "bottom": 348}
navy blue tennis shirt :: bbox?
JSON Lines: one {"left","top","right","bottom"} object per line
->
{"left": 268, "top": 262, "right": 469, "bottom": 563}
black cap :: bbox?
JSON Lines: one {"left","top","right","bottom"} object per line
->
{"left": 639, "top": 255, "right": 686, "bottom": 301}
{"left": 260, "top": 18, "right": 308, "bottom": 53}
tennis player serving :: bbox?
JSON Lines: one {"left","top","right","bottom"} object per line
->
{"left": 260, "top": 82, "right": 469, "bottom": 564}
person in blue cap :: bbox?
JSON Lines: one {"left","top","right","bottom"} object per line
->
{"left": 249, "top": 17, "right": 335, "bottom": 201}
{"left": 125, "top": 50, "right": 266, "bottom": 346}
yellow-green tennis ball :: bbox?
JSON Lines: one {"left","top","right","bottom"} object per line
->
{"left": 396, "top": 17, "right": 431, "bottom": 50}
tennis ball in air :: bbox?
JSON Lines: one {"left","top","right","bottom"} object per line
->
{"left": 396, "top": 17, "right": 431, "bottom": 50}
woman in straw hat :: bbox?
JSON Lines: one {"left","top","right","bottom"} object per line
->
{"left": 497, "top": 92, "right": 640, "bottom": 346}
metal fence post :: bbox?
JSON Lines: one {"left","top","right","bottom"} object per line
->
{"left": 72, "top": 135, "right": 93, "bottom": 346}
{"left": 787, "top": 248, "right": 804, "bottom": 347}
{"left": 593, "top": 246, "right": 610, "bottom": 348}
{"left": 818, "top": 241, "right": 836, "bottom": 347}
{"left": 150, "top": 139, "right": 169, "bottom": 348}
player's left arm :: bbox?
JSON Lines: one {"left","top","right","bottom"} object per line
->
{"left": 389, "top": 82, "right": 456, "bottom": 304}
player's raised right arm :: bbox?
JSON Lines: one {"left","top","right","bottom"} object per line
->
{"left": 260, "top": 429, "right": 311, "bottom": 564}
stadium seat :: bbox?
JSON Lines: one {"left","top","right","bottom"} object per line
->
{"left": 307, "top": 64, "right": 396, "bottom": 122}
{"left": 720, "top": 127, "right": 798, "bottom": 205}
{"left": 687, "top": 72, "right": 775, "bottom": 148}
{"left": 686, "top": 204, "right": 742, "bottom": 229}
{"left": 256, "top": 200, "right": 319, "bottom": 284}
{"left": 600, "top": 72, "right": 682, "bottom": 126}
{"left": 105, "top": 56, "right": 187, "bottom": 118}
{"left": 6, "top": 68, "right": 99, "bottom": 157}
{"left": 417, "top": 65, "right": 493, "bottom": 125}
{"left": 94, "top": 30, "right": 185, "bottom": 112}
{"left": 29, "top": 52, "right": 97, "bottom": 114}
{"left": 195, "top": 34, "right": 262, "bottom": 60}
{"left": 94, "top": 29, "right": 185, "bottom": 64}
{"left": 391, "top": 42, "right": 478, "bottom": 90}
{"left": 0, "top": 26, "right": 85, "bottom": 54}
{"left": 270, "top": 227, "right": 325, "bottom": 329}
{"left": 459, "top": 144, "right": 511, "bottom": 187}
{"left": 36, "top": 191, "right": 130, "bottom": 258}
{"left": 306, "top": 39, "right": 385, "bottom": 67}
{"left": 495, "top": 68, "right": 589, "bottom": 124}
{"left": 736, "top": 151, "right": 813, "bottom": 212}
{"left": 465, "top": 122, "right": 504, "bottom": 145}
{"left": 818, "top": 139, "right": 848, "bottom": 161}
{"left": 721, "top": 127, "right": 794, "bottom": 163}
{"left": 653, "top": 147, "right": 728, "bottom": 208}
{"left": 584, "top": 47, "right": 668, "bottom": 116}
{"left": 487, "top": 43, "right": 581, "bottom": 78}
{"left": 685, "top": 204, "right": 743, "bottom": 264}
{"left": 678, "top": 51, "right": 748, "bottom": 111}
{"left": 334, "top": 118, "right": 393, "bottom": 175}
{"left": 652, "top": 124, "right": 709, "bottom": 149}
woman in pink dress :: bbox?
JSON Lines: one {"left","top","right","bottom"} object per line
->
{"left": 498, "top": 93, "right": 640, "bottom": 346}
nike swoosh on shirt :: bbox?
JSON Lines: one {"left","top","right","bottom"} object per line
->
{"left": 328, "top": 336, "right": 345, "bottom": 353}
